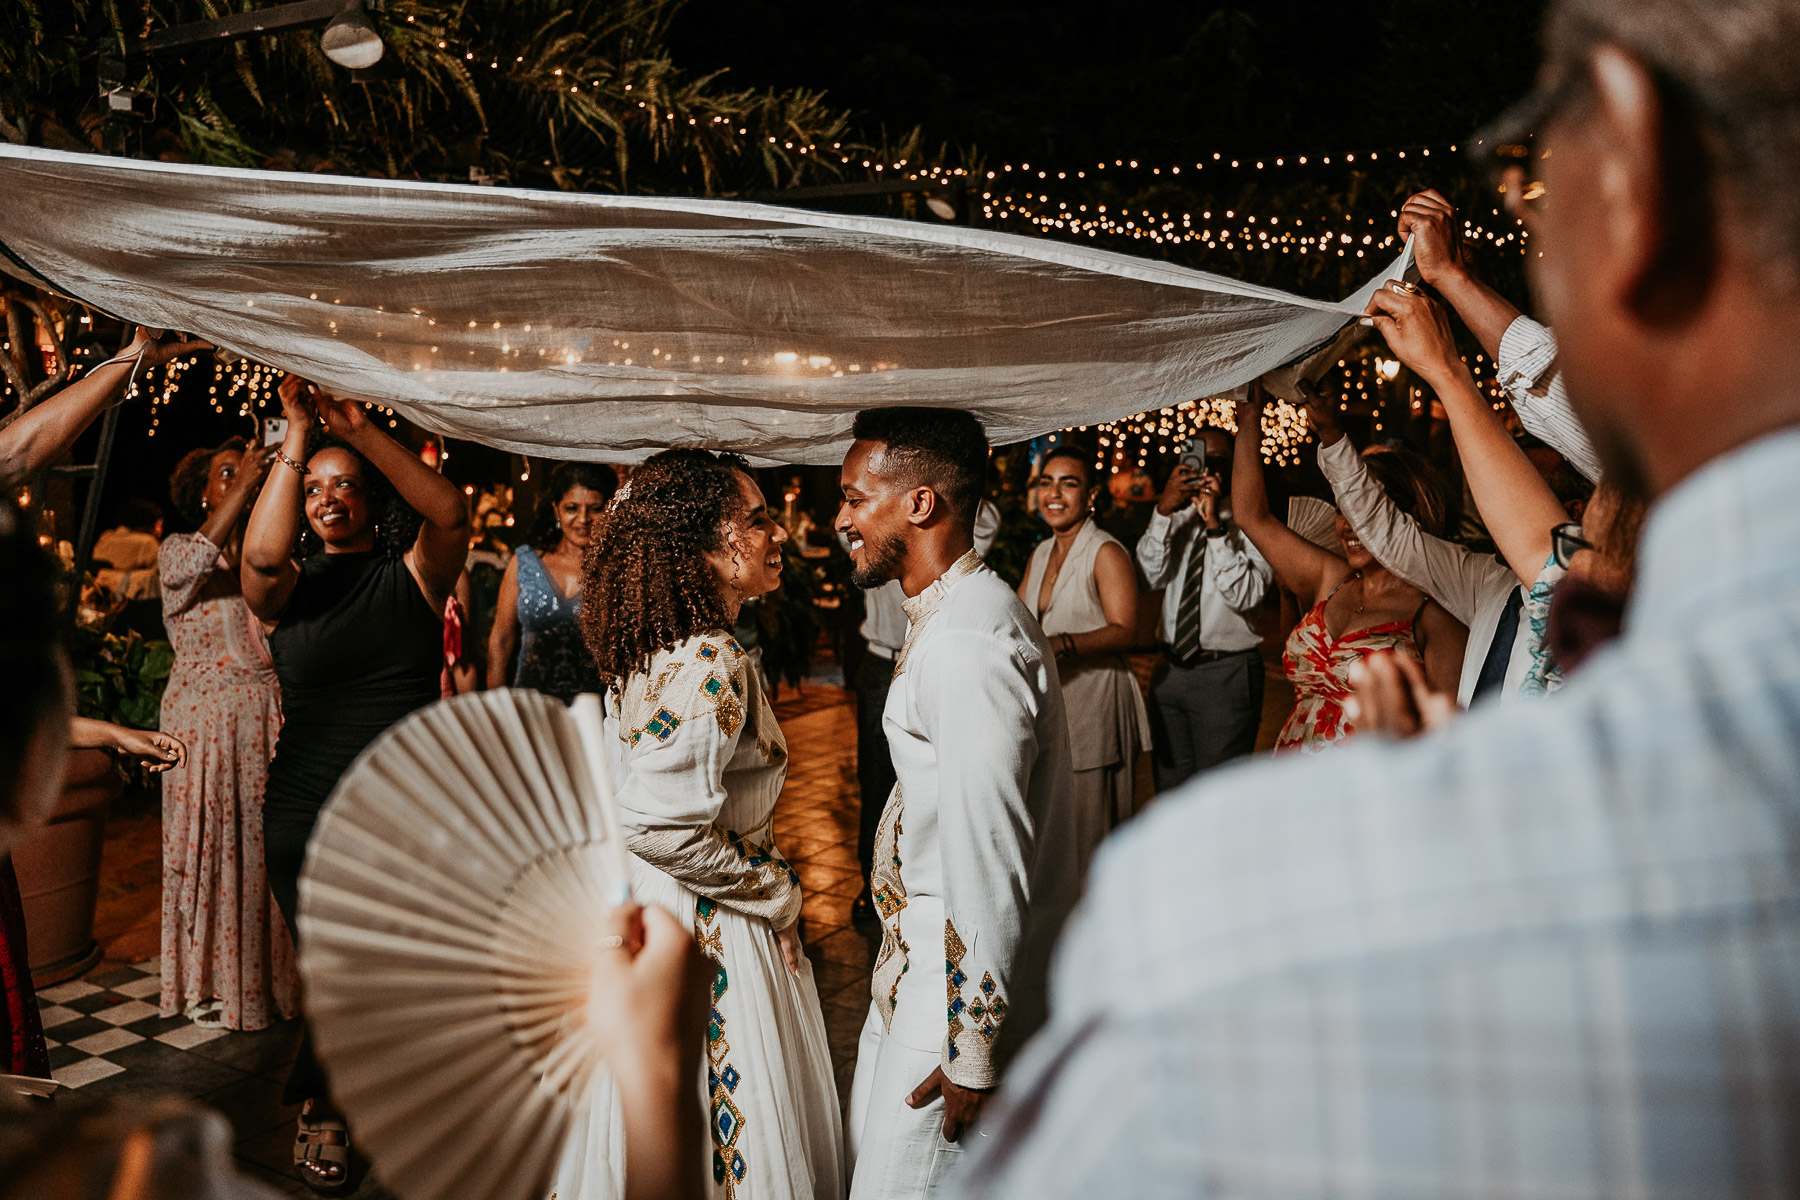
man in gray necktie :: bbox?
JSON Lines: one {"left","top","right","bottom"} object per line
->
{"left": 1135, "top": 427, "right": 1273, "bottom": 787}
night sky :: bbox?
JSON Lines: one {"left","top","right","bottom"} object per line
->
{"left": 84, "top": 0, "right": 1550, "bottom": 533}
{"left": 668, "top": 0, "right": 1546, "bottom": 168}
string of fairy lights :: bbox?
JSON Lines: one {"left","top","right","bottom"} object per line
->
{"left": 1064, "top": 349, "right": 1513, "bottom": 473}
{"left": 0, "top": 32, "right": 1532, "bottom": 469}
{"left": 411, "top": 13, "right": 1480, "bottom": 184}
{"left": 129, "top": 359, "right": 413, "bottom": 438}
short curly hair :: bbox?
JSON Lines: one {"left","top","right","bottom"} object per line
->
{"left": 168, "top": 438, "right": 250, "bottom": 526}
{"left": 580, "top": 449, "right": 752, "bottom": 685}
{"left": 294, "top": 434, "right": 422, "bottom": 560}
{"left": 850, "top": 407, "right": 989, "bottom": 526}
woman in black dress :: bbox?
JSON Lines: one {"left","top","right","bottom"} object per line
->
{"left": 242, "top": 375, "right": 469, "bottom": 1193}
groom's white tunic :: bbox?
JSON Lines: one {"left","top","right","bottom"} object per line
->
{"left": 846, "top": 551, "right": 1079, "bottom": 1198}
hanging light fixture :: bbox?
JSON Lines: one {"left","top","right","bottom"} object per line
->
{"left": 140, "top": 2, "right": 390, "bottom": 74}
{"left": 321, "top": 1, "right": 385, "bottom": 69}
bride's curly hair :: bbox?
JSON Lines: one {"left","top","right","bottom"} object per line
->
{"left": 580, "top": 448, "right": 752, "bottom": 685}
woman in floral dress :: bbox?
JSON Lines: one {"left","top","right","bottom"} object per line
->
{"left": 158, "top": 438, "right": 298, "bottom": 1030}
{"left": 1230, "top": 396, "right": 1467, "bottom": 750}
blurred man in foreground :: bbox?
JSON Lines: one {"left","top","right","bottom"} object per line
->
{"left": 959, "top": 0, "right": 1800, "bottom": 1194}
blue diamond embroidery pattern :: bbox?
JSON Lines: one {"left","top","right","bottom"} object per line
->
{"left": 696, "top": 896, "right": 746, "bottom": 1197}
{"left": 944, "top": 919, "right": 970, "bottom": 1064}
{"left": 642, "top": 708, "right": 681, "bottom": 742}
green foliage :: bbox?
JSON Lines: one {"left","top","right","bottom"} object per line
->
{"left": 980, "top": 490, "right": 1042, "bottom": 593}
{"left": 0, "top": 0, "right": 875, "bottom": 198}
{"left": 68, "top": 624, "right": 175, "bottom": 731}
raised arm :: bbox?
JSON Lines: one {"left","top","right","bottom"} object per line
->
{"left": 240, "top": 376, "right": 312, "bottom": 621}
{"left": 197, "top": 445, "right": 273, "bottom": 557}
{"left": 1399, "top": 189, "right": 1602, "bottom": 480}
{"left": 0, "top": 328, "right": 210, "bottom": 489}
{"left": 1366, "top": 286, "right": 1568, "bottom": 589}
{"left": 1135, "top": 465, "right": 1202, "bottom": 590}
{"left": 312, "top": 391, "right": 469, "bottom": 607}
{"left": 486, "top": 556, "right": 523, "bottom": 690}
{"left": 1399, "top": 189, "right": 1521, "bottom": 359}
{"left": 1305, "top": 386, "right": 1510, "bottom": 625}
{"left": 1231, "top": 397, "right": 1343, "bottom": 605}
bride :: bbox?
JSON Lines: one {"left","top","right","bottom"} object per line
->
{"left": 553, "top": 448, "right": 845, "bottom": 1199}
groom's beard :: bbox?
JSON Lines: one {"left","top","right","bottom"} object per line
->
{"left": 850, "top": 530, "right": 908, "bottom": 589}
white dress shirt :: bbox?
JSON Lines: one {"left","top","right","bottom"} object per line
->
{"left": 1135, "top": 505, "right": 1271, "bottom": 653}
{"left": 1496, "top": 315, "right": 1603, "bottom": 482}
{"left": 858, "top": 499, "right": 1001, "bottom": 658}
{"left": 958, "top": 424, "right": 1800, "bottom": 1200}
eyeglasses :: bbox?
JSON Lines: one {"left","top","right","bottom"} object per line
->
{"left": 1551, "top": 521, "right": 1593, "bottom": 569}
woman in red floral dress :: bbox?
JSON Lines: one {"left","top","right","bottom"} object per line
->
{"left": 1230, "top": 396, "right": 1467, "bottom": 751}
{"left": 157, "top": 439, "right": 298, "bottom": 1030}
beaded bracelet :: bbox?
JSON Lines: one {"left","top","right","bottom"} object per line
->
{"left": 273, "top": 449, "right": 306, "bottom": 477}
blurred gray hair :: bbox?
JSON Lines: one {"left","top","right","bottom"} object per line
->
{"left": 1543, "top": 0, "right": 1800, "bottom": 289}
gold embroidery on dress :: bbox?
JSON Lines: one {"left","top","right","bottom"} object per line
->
{"left": 869, "top": 790, "right": 909, "bottom": 1028}
{"left": 944, "top": 919, "right": 970, "bottom": 1065}
{"left": 643, "top": 660, "right": 685, "bottom": 705}
{"left": 695, "top": 898, "right": 746, "bottom": 1194}
{"left": 968, "top": 970, "right": 1009, "bottom": 1044}
{"left": 699, "top": 669, "right": 745, "bottom": 736}
{"left": 755, "top": 734, "right": 787, "bottom": 765}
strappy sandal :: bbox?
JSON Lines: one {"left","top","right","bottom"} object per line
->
{"left": 184, "top": 998, "right": 227, "bottom": 1029}
{"left": 294, "top": 1098, "right": 351, "bottom": 1193}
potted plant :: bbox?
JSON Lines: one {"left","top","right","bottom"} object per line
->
{"left": 12, "top": 600, "right": 174, "bottom": 983}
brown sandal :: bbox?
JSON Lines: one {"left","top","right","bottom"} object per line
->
{"left": 294, "top": 1099, "right": 351, "bottom": 1193}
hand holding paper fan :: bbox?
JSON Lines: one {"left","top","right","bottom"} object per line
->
{"left": 297, "top": 688, "right": 632, "bottom": 1200}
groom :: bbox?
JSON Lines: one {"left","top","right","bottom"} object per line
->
{"left": 836, "top": 407, "right": 1079, "bottom": 1199}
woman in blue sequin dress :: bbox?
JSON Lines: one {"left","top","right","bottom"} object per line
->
{"left": 486, "top": 462, "right": 616, "bottom": 702}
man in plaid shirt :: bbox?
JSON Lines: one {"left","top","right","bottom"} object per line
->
{"left": 957, "top": 0, "right": 1800, "bottom": 1196}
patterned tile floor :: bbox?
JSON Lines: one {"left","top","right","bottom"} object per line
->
{"left": 37, "top": 683, "right": 874, "bottom": 1198}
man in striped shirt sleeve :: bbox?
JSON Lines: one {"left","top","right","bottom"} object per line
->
{"left": 1396, "top": 187, "right": 1602, "bottom": 483}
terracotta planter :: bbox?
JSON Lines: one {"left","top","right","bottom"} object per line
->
{"left": 12, "top": 748, "right": 121, "bottom": 985}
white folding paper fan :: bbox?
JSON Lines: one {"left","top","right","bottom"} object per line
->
{"left": 296, "top": 688, "right": 632, "bottom": 1200}
{"left": 1288, "top": 495, "right": 1343, "bottom": 552}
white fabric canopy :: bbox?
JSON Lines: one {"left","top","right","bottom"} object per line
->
{"left": 0, "top": 144, "right": 1407, "bottom": 464}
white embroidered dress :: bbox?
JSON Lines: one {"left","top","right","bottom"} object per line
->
{"left": 551, "top": 633, "right": 845, "bottom": 1200}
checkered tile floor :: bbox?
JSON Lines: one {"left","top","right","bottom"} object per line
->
{"left": 38, "top": 958, "right": 236, "bottom": 1090}
{"left": 31, "top": 959, "right": 345, "bottom": 1195}
{"left": 25, "top": 684, "right": 871, "bottom": 1197}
